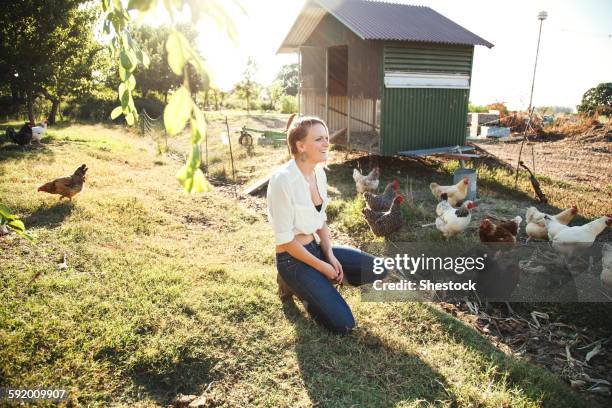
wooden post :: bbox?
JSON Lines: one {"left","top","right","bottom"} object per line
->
{"left": 225, "top": 116, "right": 237, "bottom": 198}
{"left": 324, "top": 47, "right": 328, "bottom": 124}
{"left": 298, "top": 48, "right": 301, "bottom": 115}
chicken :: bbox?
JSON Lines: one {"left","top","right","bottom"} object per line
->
{"left": 435, "top": 193, "right": 453, "bottom": 216}
{"left": 353, "top": 167, "right": 380, "bottom": 193}
{"left": 5, "top": 122, "right": 33, "bottom": 147}
{"left": 430, "top": 176, "right": 469, "bottom": 207}
{"left": 545, "top": 216, "right": 570, "bottom": 240}
{"left": 525, "top": 205, "right": 578, "bottom": 240}
{"left": 479, "top": 216, "right": 523, "bottom": 244}
{"left": 38, "top": 164, "right": 88, "bottom": 200}
{"left": 547, "top": 215, "right": 611, "bottom": 253}
{"left": 363, "top": 179, "right": 399, "bottom": 211}
{"left": 476, "top": 256, "right": 521, "bottom": 303}
{"left": 364, "top": 195, "right": 404, "bottom": 237}
{"left": 31, "top": 120, "right": 48, "bottom": 143}
{"left": 435, "top": 198, "right": 477, "bottom": 238}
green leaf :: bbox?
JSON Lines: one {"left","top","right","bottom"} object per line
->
{"left": 110, "top": 106, "right": 123, "bottom": 120}
{"left": 120, "top": 50, "right": 134, "bottom": 72}
{"left": 128, "top": 0, "right": 157, "bottom": 12}
{"left": 163, "top": 87, "right": 192, "bottom": 135}
{"left": 166, "top": 31, "right": 187, "bottom": 75}
{"left": 176, "top": 163, "right": 212, "bottom": 193}
{"left": 126, "top": 74, "right": 136, "bottom": 91}
{"left": 119, "top": 83, "right": 129, "bottom": 110}
{"left": 0, "top": 203, "right": 12, "bottom": 219}
{"left": 190, "top": 106, "right": 207, "bottom": 144}
{"left": 125, "top": 112, "right": 135, "bottom": 126}
{"left": 118, "top": 64, "right": 129, "bottom": 81}
{"left": 141, "top": 50, "right": 150, "bottom": 68}
{"left": 8, "top": 219, "right": 25, "bottom": 233}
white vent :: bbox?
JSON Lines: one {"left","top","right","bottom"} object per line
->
{"left": 384, "top": 72, "right": 470, "bottom": 89}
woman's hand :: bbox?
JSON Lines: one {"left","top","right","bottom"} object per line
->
{"left": 326, "top": 252, "right": 344, "bottom": 284}
{"left": 319, "top": 262, "right": 339, "bottom": 281}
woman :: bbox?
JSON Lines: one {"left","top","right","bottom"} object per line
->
{"left": 266, "top": 115, "right": 385, "bottom": 335}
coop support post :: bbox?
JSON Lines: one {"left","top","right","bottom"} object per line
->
{"left": 298, "top": 48, "right": 302, "bottom": 115}
{"left": 325, "top": 47, "right": 329, "bottom": 124}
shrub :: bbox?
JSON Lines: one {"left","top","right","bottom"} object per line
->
{"left": 63, "top": 96, "right": 116, "bottom": 122}
{"left": 577, "top": 82, "right": 612, "bottom": 116}
{"left": 468, "top": 102, "right": 487, "bottom": 113}
{"left": 280, "top": 95, "right": 297, "bottom": 114}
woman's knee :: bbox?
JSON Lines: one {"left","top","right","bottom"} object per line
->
{"left": 328, "top": 308, "right": 356, "bottom": 335}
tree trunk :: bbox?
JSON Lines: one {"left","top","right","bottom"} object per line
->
{"left": 26, "top": 88, "right": 34, "bottom": 123}
{"left": 49, "top": 98, "right": 60, "bottom": 125}
{"left": 10, "top": 81, "right": 20, "bottom": 102}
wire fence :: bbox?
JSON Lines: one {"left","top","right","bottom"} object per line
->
{"left": 139, "top": 108, "right": 167, "bottom": 154}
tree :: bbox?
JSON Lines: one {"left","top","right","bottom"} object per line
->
{"left": 486, "top": 102, "right": 509, "bottom": 117}
{"left": 266, "top": 80, "right": 285, "bottom": 110}
{"left": 0, "top": 0, "right": 99, "bottom": 123}
{"left": 131, "top": 24, "right": 205, "bottom": 101}
{"left": 275, "top": 63, "right": 298, "bottom": 96}
{"left": 103, "top": 0, "right": 239, "bottom": 192}
{"left": 233, "top": 57, "right": 260, "bottom": 113}
{"left": 577, "top": 83, "right": 612, "bottom": 116}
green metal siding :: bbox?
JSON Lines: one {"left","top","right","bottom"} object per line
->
{"left": 379, "top": 42, "right": 473, "bottom": 155}
{"left": 380, "top": 88, "right": 469, "bottom": 154}
{"left": 384, "top": 43, "right": 473, "bottom": 73}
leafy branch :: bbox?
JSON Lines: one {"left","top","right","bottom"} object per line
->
{"left": 102, "top": 0, "right": 241, "bottom": 193}
{"left": 0, "top": 203, "right": 33, "bottom": 240}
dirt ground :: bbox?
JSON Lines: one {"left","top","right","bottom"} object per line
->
{"left": 472, "top": 129, "right": 611, "bottom": 192}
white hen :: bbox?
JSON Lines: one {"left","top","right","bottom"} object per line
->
{"left": 435, "top": 200, "right": 477, "bottom": 238}
{"left": 31, "top": 120, "right": 48, "bottom": 143}
{"left": 547, "top": 215, "right": 612, "bottom": 253}
{"left": 525, "top": 205, "right": 577, "bottom": 240}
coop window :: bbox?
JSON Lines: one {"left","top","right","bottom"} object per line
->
{"left": 384, "top": 72, "right": 470, "bottom": 89}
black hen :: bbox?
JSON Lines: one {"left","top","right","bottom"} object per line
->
{"left": 6, "top": 122, "right": 33, "bottom": 146}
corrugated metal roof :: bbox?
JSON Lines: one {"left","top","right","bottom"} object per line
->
{"left": 278, "top": 0, "right": 493, "bottom": 53}
{"left": 278, "top": 2, "right": 327, "bottom": 53}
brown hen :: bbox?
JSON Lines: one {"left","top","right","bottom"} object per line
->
{"left": 38, "top": 164, "right": 88, "bottom": 200}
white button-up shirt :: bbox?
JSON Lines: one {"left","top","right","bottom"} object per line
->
{"left": 266, "top": 159, "right": 329, "bottom": 245}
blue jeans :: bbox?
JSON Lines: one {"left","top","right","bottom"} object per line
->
{"left": 276, "top": 241, "right": 385, "bottom": 335}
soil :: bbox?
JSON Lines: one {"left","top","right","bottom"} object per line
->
{"left": 471, "top": 125, "right": 611, "bottom": 191}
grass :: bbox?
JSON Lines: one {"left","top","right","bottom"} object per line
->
{"left": 0, "top": 118, "right": 596, "bottom": 407}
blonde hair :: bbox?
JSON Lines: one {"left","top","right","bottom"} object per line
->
{"left": 285, "top": 114, "right": 329, "bottom": 155}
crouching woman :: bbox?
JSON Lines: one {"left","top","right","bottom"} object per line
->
{"left": 266, "top": 115, "right": 385, "bottom": 335}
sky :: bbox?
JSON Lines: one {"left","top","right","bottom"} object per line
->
{"left": 146, "top": 0, "right": 612, "bottom": 111}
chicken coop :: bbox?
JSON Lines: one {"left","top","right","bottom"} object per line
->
{"left": 278, "top": 0, "right": 493, "bottom": 156}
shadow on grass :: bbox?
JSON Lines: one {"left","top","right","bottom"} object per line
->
{"left": 281, "top": 300, "right": 458, "bottom": 406}
{"left": 23, "top": 202, "right": 73, "bottom": 229}
{"left": 0, "top": 140, "right": 55, "bottom": 163}
{"left": 423, "top": 304, "right": 592, "bottom": 408}
{"left": 130, "top": 351, "right": 219, "bottom": 405}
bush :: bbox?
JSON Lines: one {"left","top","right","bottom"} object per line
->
{"left": 468, "top": 102, "right": 487, "bottom": 113}
{"left": 280, "top": 95, "right": 297, "bottom": 114}
{"left": 577, "top": 82, "right": 612, "bottom": 116}
{"left": 63, "top": 96, "right": 116, "bottom": 122}
{"left": 134, "top": 97, "right": 165, "bottom": 118}
{"left": 63, "top": 96, "right": 165, "bottom": 122}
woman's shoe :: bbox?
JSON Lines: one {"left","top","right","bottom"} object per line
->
{"left": 277, "top": 273, "right": 294, "bottom": 301}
